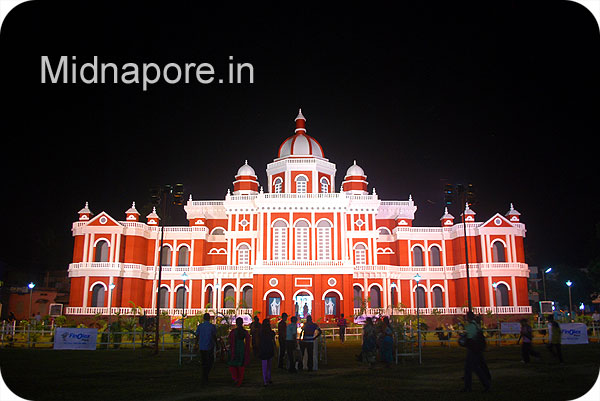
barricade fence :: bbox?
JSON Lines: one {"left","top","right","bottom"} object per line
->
{"left": 2, "top": 321, "right": 599, "bottom": 350}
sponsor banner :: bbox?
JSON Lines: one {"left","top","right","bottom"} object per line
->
{"left": 555, "top": 323, "right": 589, "bottom": 345}
{"left": 54, "top": 328, "right": 98, "bottom": 350}
{"left": 500, "top": 322, "right": 521, "bottom": 334}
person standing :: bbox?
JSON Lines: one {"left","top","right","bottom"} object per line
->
{"left": 195, "top": 313, "right": 217, "bottom": 383}
{"left": 517, "top": 318, "right": 540, "bottom": 363}
{"left": 250, "top": 316, "right": 260, "bottom": 358}
{"left": 277, "top": 313, "right": 288, "bottom": 369}
{"left": 547, "top": 315, "right": 564, "bottom": 364}
{"left": 337, "top": 313, "right": 347, "bottom": 343}
{"left": 361, "top": 317, "right": 377, "bottom": 367}
{"left": 227, "top": 317, "right": 251, "bottom": 387}
{"left": 380, "top": 316, "right": 394, "bottom": 367}
{"left": 461, "top": 312, "right": 491, "bottom": 392}
{"left": 259, "top": 319, "right": 276, "bottom": 386}
{"left": 299, "top": 315, "right": 321, "bottom": 371}
{"left": 286, "top": 315, "right": 298, "bottom": 373}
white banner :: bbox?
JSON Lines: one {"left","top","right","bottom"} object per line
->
{"left": 558, "top": 323, "right": 588, "bottom": 345}
{"left": 500, "top": 322, "right": 521, "bottom": 334}
{"left": 54, "top": 328, "right": 98, "bottom": 350}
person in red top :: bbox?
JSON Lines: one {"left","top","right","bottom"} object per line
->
{"left": 277, "top": 313, "right": 288, "bottom": 369}
{"left": 337, "top": 313, "right": 348, "bottom": 343}
{"left": 227, "top": 317, "right": 251, "bottom": 387}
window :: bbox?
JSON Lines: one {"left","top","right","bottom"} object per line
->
{"left": 295, "top": 220, "right": 309, "bottom": 260}
{"left": 370, "top": 286, "right": 381, "bottom": 308}
{"left": 492, "top": 241, "right": 506, "bottom": 263}
{"left": 390, "top": 286, "right": 398, "bottom": 307}
{"left": 223, "top": 286, "right": 235, "bottom": 308}
{"left": 160, "top": 245, "right": 172, "bottom": 266}
{"left": 353, "top": 286, "right": 363, "bottom": 308}
{"left": 415, "top": 286, "right": 426, "bottom": 308}
{"left": 91, "top": 284, "right": 105, "bottom": 307}
{"left": 273, "top": 177, "right": 283, "bottom": 193}
{"left": 238, "top": 243, "right": 250, "bottom": 265}
{"left": 178, "top": 246, "right": 189, "bottom": 266}
{"left": 496, "top": 284, "right": 510, "bottom": 306}
{"left": 94, "top": 240, "right": 109, "bottom": 262}
{"left": 159, "top": 287, "right": 169, "bottom": 308}
{"left": 175, "top": 287, "right": 186, "bottom": 309}
{"left": 211, "top": 227, "right": 225, "bottom": 235}
{"left": 412, "top": 246, "right": 424, "bottom": 266}
{"left": 320, "top": 177, "right": 329, "bottom": 193}
{"left": 272, "top": 220, "right": 288, "bottom": 260}
{"left": 430, "top": 246, "right": 441, "bottom": 266}
{"left": 242, "top": 287, "right": 253, "bottom": 308}
{"left": 205, "top": 286, "right": 213, "bottom": 307}
{"left": 378, "top": 227, "right": 391, "bottom": 235}
{"left": 354, "top": 244, "right": 367, "bottom": 265}
{"left": 317, "top": 220, "right": 332, "bottom": 260}
{"left": 295, "top": 175, "right": 307, "bottom": 193}
{"left": 432, "top": 287, "right": 444, "bottom": 308}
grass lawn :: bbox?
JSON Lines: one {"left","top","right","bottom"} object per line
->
{"left": 1, "top": 340, "right": 599, "bottom": 401}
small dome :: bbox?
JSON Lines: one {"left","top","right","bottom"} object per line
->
{"left": 237, "top": 160, "right": 256, "bottom": 177}
{"left": 277, "top": 109, "right": 324, "bottom": 158}
{"left": 345, "top": 160, "right": 365, "bottom": 177}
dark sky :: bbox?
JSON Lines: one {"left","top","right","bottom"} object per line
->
{"left": 1, "top": 1, "right": 599, "bottom": 283}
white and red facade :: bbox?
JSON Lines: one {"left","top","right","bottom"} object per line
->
{"left": 66, "top": 110, "right": 531, "bottom": 320}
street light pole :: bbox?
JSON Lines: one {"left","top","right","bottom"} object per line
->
{"left": 566, "top": 280, "right": 573, "bottom": 321}
{"left": 27, "top": 282, "right": 35, "bottom": 348}
{"left": 107, "top": 282, "right": 115, "bottom": 350}
{"left": 179, "top": 272, "right": 188, "bottom": 366}
{"left": 414, "top": 273, "right": 422, "bottom": 364}
{"left": 542, "top": 267, "right": 552, "bottom": 301}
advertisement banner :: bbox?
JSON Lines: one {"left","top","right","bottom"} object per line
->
{"left": 553, "top": 323, "right": 589, "bottom": 345}
{"left": 54, "top": 328, "right": 98, "bottom": 350}
{"left": 500, "top": 322, "right": 521, "bottom": 334}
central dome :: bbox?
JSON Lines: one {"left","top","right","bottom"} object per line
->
{"left": 277, "top": 109, "right": 324, "bottom": 158}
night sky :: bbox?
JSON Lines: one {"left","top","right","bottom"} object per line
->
{"left": 1, "top": 2, "right": 599, "bottom": 286}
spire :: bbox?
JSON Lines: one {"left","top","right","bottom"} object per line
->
{"left": 295, "top": 108, "right": 306, "bottom": 132}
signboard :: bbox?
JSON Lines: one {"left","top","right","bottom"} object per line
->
{"left": 171, "top": 317, "right": 183, "bottom": 329}
{"left": 549, "top": 323, "right": 589, "bottom": 345}
{"left": 539, "top": 301, "right": 553, "bottom": 314}
{"left": 54, "top": 328, "right": 98, "bottom": 350}
{"left": 500, "top": 322, "right": 521, "bottom": 334}
{"left": 49, "top": 303, "right": 63, "bottom": 316}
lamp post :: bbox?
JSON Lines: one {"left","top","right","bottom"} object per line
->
{"left": 107, "top": 282, "right": 115, "bottom": 349}
{"left": 179, "top": 272, "right": 188, "bottom": 366}
{"left": 492, "top": 282, "right": 499, "bottom": 345}
{"left": 27, "top": 282, "right": 35, "bottom": 348}
{"left": 566, "top": 280, "right": 573, "bottom": 321}
{"left": 414, "top": 273, "right": 422, "bottom": 364}
{"left": 542, "top": 267, "right": 552, "bottom": 301}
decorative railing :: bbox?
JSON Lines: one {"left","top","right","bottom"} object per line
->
{"left": 353, "top": 306, "right": 532, "bottom": 316}
{"left": 65, "top": 307, "right": 254, "bottom": 316}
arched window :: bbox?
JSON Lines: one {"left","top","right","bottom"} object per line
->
{"left": 294, "top": 220, "right": 309, "bottom": 260}
{"left": 160, "top": 245, "right": 172, "bottom": 266}
{"left": 94, "top": 240, "right": 109, "bottom": 262}
{"left": 178, "top": 246, "right": 189, "bottom": 266}
{"left": 317, "top": 220, "right": 332, "bottom": 260}
{"left": 238, "top": 243, "right": 250, "bottom": 265}
{"left": 210, "top": 227, "right": 225, "bottom": 235}
{"left": 378, "top": 227, "right": 392, "bottom": 235}
{"left": 430, "top": 246, "right": 441, "bottom": 266}
{"left": 390, "top": 286, "right": 398, "bottom": 307}
{"left": 91, "top": 284, "right": 105, "bottom": 307}
{"left": 353, "top": 285, "right": 363, "bottom": 308}
{"left": 412, "top": 246, "right": 424, "bottom": 266}
{"left": 175, "top": 287, "right": 186, "bottom": 309}
{"left": 242, "top": 286, "right": 253, "bottom": 308}
{"left": 223, "top": 286, "right": 235, "bottom": 308}
{"left": 272, "top": 220, "right": 288, "bottom": 260}
{"left": 320, "top": 177, "right": 329, "bottom": 193}
{"left": 492, "top": 241, "right": 506, "bottom": 263}
{"left": 273, "top": 177, "right": 283, "bottom": 193}
{"left": 354, "top": 244, "right": 367, "bottom": 265}
{"left": 496, "top": 283, "right": 510, "bottom": 306}
{"left": 159, "top": 287, "right": 169, "bottom": 308}
{"left": 415, "top": 286, "right": 426, "bottom": 308}
{"left": 370, "top": 286, "right": 381, "bottom": 308}
{"left": 295, "top": 175, "right": 307, "bottom": 193}
{"left": 432, "top": 287, "right": 444, "bottom": 308}
{"left": 205, "top": 286, "right": 213, "bottom": 308}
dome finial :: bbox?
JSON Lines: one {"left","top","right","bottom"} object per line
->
{"left": 295, "top": 108, "right": 305, "bottom": 121}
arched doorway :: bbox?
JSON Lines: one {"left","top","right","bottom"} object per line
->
{"left": 294, "top": 291, "right": 313, "bottom": 318}
{"left": 323, "top": 291, "right": 341, "bottom": 318}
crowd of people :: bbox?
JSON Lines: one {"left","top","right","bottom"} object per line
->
{"left": 194, "top": 311, "right": 573, "bottom": 390}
